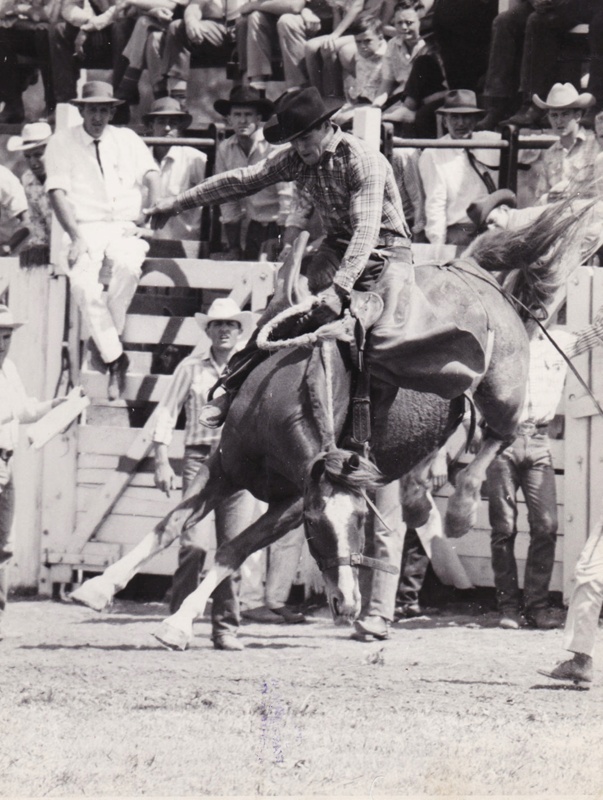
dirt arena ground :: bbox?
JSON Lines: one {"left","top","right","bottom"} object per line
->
{"left": 1, "top": 594, "right": 603, "bottom": 797}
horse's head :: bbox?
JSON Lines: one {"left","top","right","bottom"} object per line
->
{"left": 303, "top": 449, "right": 384, "bottom": 624}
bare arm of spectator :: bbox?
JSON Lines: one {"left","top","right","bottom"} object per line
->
{"left": 142, "top": 170, "right": 162, "bottom": 226}
{"left": 183, "top": 0, "right": 211, "bottom": 44}
{"left": 300, "top": 5, "right": 321, "bottom": 31}
{"left": 322, "top": 0, "right": 364, "bottom": 53}
{"left": 238, "top": 0, "right": 304, "bottom": 15}
{"left": 153, "top": 359, "right": 194, "bottom": 496}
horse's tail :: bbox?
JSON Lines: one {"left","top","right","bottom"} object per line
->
{"left": 468, "top": 193, "right": 601, "bottom": 322}
{"left": 309, "top": 449, "right": 386, "bottom": 495}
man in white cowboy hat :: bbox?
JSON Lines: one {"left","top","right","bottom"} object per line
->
{"left": 532, "top": 83, "right": 600, "bottom": 204}
{"left": 213, "top": 86, "right": 292, "bottom": 260}
{"left": 144, "top": 97, "right": 207, "bottom": 243}
{"left": 145, "top": 85, "right": 412, "bottom": 427}
{"left": 45, "top": 81, "right": 161, "bottom": 401}
{"left": 7, "top": 122, "right": 53, "bottom": 249}
{"left": 151, "top": 298, "right": 305, "bottom": 646}
{"left": 0, "top": 305, "right": 67, "bottom": 639}
{"left": 418, "top": 89, "right": 499, "bottom": 245}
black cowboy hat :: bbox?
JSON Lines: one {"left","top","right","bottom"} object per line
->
{"left": 263, "top": 87, "right": 342, "bottom": 145}
{"left": 214, "top": 86, "right": 275, "bottom": 120}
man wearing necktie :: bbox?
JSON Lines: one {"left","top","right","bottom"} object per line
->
{"left": 45, "top": 81, "right": 161, "bottom": 400}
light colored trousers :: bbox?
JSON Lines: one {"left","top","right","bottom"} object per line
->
{"left": 62, "top": 222, "right": 149, "bottom": 364}
{"left": 242, "top": 11, "right": 313, "bottom": 89}
{"left": 359, "top": 481, "right": 404, "bottom": 623}
{"left": 239, "top": 525, "right": 306, "bottom": 610}
{"left": 564, "top": 513, "right": 603, "bottom": 657}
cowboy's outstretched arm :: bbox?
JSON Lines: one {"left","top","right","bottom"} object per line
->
{"left": 144, "top": 148, "right": 294, "bottom": 229}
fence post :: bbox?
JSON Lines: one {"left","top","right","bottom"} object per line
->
{"left": 499, "top": 124, "right": 519, "bottom": 192}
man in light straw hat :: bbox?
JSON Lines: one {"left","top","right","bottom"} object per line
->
{"left": 418, "top": 89, "right": 499, "bottom": 245}
{"left": 45, "top": 81, "right": 161, "bottom": 401}
{"left": 7, "top": 122, "right": 53, "bottom": 249}
{"left": 145, "top": 85, "right": 413, "bottom": 427}
{"left": 0, "top": 305, "right": 67, "bottom": 640}
{"left": 532, "top": 83, "right": 599, "bottom": 204}
{"left": 152, "top": 297, "right": 258, "bottom": 650}
{"left": 144, "top": 97, "right": 207, "bottom": 243}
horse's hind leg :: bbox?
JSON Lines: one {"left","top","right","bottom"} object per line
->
{"left": 445, "top": 320, "right": 527, "bottom": 539}
{"left": 70, "top": 456, "right": 228, "bottom": 611}
{"left": 154, "top": 496, "right": 304, "bottom": 650}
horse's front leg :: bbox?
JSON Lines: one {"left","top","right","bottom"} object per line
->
{"left": 153, "top": 496, "right": 304, "bottom": 650}
{"left": 445, "top": 435, "right": 506, "bottom": 538}
{"left": 70, "top": 458, "right": 226, "bottom": 611}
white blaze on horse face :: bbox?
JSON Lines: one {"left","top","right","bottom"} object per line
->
{"left": 322, "top": 492, "right": 361, "bottom": 616}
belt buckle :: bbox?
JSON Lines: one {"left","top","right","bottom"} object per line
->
{"left": 517, "top": 421, "right": 537, "bottom": 436}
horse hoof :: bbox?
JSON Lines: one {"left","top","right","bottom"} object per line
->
{"left": 153, "top": 622, "right": 190, "bottom": 651}
{"left": 69, "top": 578, "right": 113, "bottom": 612}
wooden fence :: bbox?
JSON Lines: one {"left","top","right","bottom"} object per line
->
{"left": 2, "top": 253, "right": 602, "bottom": 602}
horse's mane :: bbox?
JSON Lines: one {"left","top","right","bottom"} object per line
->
{"left": 468, "top": 196, "right": 599, "bottom": 321}
{"left": 308, "top": 449, "right": 385, "bottom": 495}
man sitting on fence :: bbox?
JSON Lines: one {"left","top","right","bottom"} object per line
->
{"left": 45, "top": 81, "right": 161, "bottom": 402}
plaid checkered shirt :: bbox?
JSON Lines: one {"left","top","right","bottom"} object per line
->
{"left": 175, "top": 125, "right": 411, "bottom": 294}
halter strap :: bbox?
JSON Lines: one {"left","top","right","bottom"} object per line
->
{"left": 317, "top": 552, "right": 399, "bottom": 574}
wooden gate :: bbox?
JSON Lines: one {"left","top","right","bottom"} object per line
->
{"left": 37, "top": 255, "right": 277, "bottom": 592}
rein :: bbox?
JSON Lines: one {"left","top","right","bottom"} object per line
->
{"left": 308, "top": 342, "right": 396, "bottom": 575}
{"left": 442, "top": 260, "right": 603, "bottom": 419}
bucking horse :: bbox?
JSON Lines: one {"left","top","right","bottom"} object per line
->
{"left": 71, "top": 203, "right": 595, "bottom": 649}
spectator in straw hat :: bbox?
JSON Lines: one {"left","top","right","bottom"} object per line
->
{"left": 7, "top": 122, "right": 53, "bottom": 250}
{"left": 532, "top": 83, "right": 600, "bottom": 204}
{"left": 418, "top": 89, "right": 499, "bottom": 245}
{"left": 44, "top": 81, "right": 161, "bottom": 401}
{"left": 152, "top": 297, "right": 256, "bottom": 650}
{"left": 213, "top": 86, "right": 293, "bottom": 261}
{"left": 144, "top": 97, "right": 207, "bottom": 243}
{"left": 0, "top": 305, "right": 67, "bottom": 640}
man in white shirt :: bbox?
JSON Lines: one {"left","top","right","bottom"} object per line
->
{"left": 0, "top": 306, "right": 66, "bottom": 639}
{"left": 153, "top": 298, "right": 257, "bottom": 650}
{"left": 418, "top": 89, "right": 497, "bottom": 246}
{"left": 45, "top": 81, "right": 161, "bottom": 400}
{"left": 144, "top": 97, "right": 207, "bottom": 243}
